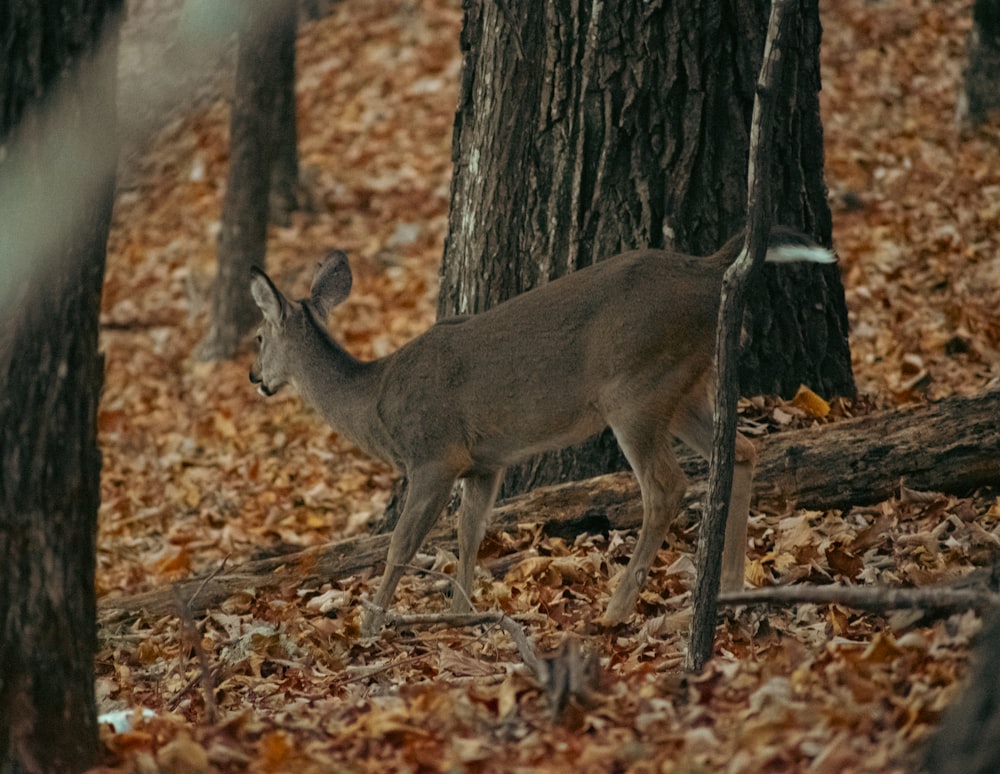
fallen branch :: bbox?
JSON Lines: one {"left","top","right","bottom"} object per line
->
{"left": 719, "top": 584, "right": 1000, "bottom": 615}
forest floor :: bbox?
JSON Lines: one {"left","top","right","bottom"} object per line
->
{"left": 93, "top": 0, "right": 1000, "bottom": 771}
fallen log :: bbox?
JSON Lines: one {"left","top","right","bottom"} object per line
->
{"left": 756, "top": 389, "right": 1000, "bottom": 509}
{"left": 723, "top": 587, "right": 999, "bottom": 614}
{"left": 98, "top": 390, "right": 1000, "bottom": 623}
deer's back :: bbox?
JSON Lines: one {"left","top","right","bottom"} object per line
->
{"left": 373, "top": 250, "right": 724, "bottom": 470}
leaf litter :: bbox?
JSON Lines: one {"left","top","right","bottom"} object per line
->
{"left": 93, "top": 0, "right": 1000, "bottom": 771}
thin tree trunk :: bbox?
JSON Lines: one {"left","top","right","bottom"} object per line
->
{"left": 0, "top": 2, "right": 122, "bottom": 770}
{"left": 269, "top": 0, "right": 300, "bottom": 227}
{"left": 201, "top": 0, "right": 295, "bottom": 360}
{"left": 688, "top": 0, "right": 793, "bottom": 673}
{"left": 439, "top": 0, "right": 852, "bottom": 500}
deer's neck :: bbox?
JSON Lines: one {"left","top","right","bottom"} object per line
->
{"left": 294, "top": 314, "right": 394, "bottom": 465}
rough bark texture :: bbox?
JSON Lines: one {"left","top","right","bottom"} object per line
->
{"left": 959, "top": 0, "right": 1000, "bottom": 128}
{"left": 99, "top": 390, "right": 1000, "bottom": 623}
{"left": 0, "top": 2, "right": 122, "bottom": 771}
{"left": 201, "top": 0, "right": 296, "bottom": 360}
{"left": 439, "top": 0, "right": 853, "bottom": 499}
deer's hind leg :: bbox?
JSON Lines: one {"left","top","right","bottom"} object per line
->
{"left": 453, "top": 469, "right": 502, "bottom": 612}
{"left": 670, "top": 386, "right": 757, "bottom": 592}
{"left": 600, "top": 411, "right": 688, "bottom": 626}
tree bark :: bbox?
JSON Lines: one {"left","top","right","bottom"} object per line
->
{"left": 0, "top": 2, "right": 122, "bottom": 771}
{"left": 201, "top": 0, "right": 297, "bottom": 360}
{"left": 439, "top": 0, "right": 853, "bottom": 500}
{"left": 268, "top": 0, "right": 300, "bottom": 227}
{"left": 923, "top": 602, "right": 1000, "bottom": 774}
{"left": 959, "top": 0, "right": 1000, "bottom": 129}
{"left": 99, "top": 390, "right": 1000, "bottom": 624}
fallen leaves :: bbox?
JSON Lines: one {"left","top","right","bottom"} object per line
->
{"left": 827, "top": 0, "right": 1000, "bottom": 404}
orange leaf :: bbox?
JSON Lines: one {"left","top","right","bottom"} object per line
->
{"left": 792, "top": 385, "right": 831, "bottom": 419}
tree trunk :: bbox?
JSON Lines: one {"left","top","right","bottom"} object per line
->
{"left": 959, "top": 0, "right": 1000, "bottom": 129}
{"left": 923, "top": 603, "right": 1000, "bottom": 774}
{"left": 301, "top": 0, "right": 335, "bottom": 21}
{"left": 0, "top": 2, "right": 122, "bottom": 771}
{"left": 269, "top": 0, "right": 300, "bottom": 227}
{"left": 100, "top": 390, "right": 1000, "bottom": 623}
{"left": 201, "top": 0, "right": 297, "bottom": 360}
{"left": 439, "top": 0, "right": 853, "bottom": 499}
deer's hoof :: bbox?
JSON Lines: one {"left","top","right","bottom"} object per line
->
{"left": 360, "top": 606, "right": 386, "bottom": 640}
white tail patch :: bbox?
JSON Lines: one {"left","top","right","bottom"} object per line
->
{"left": 764, "top": 244, "right": 837, "bottom": 264}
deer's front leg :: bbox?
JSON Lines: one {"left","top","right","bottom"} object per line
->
{"left": 362, "top": 467, "right": 455, "bottom": 638}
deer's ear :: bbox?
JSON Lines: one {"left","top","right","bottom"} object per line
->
{"left": 250, "top": 267, "right": 287, "bottom": 325}
{"left": 310, "top": 250, "right": 353, "bottom": 318}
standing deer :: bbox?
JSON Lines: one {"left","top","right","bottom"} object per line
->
{"left": 249, "top": 228, "right": 835, "bottom": 635}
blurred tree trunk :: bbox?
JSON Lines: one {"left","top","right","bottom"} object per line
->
{"left": 0, "top": 1, "right": 122, "bottom": 771}
{"left": 924, "top": 602, "right": 1000, "bottom": 774}
{"left": 301, "top": 0, "right": 336, "bottom": 21}
{"left": 269, "top": 0, "right": 301, "bottom": 227}
{"left": 439, "top": 0, "right": 852, "bottom": 498}
{"left": 959, "top": 0, "right": 1000, "bottom": 129}
{"left": 201, "top": 0, "right": 298, "bottom": 360}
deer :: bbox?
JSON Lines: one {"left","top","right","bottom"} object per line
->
{"left": 249, "top": 228, "right": 835, "bottom": 637}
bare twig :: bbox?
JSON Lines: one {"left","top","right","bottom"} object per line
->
{"left": 384, "top": 608, "right": 550, "bottom": 683}
{"left": 186, "top": 554, "right": 230, "bottom": 610}
{"left": 383, "top": 607, "right": 600, "bottom": 721}
{"left": 171, "top": 586, "right": 217, "bottom": 722}
{"left": 386, "top": 609, "right": 508, "bottom": 628}
{"left": 404, "top": 562, "right": 477, "bottom": 612}
{"left": 496, "top": 617, "right": 550, "bottom": 684}
{"left": 330, "top": 654, "right": 432, "bottom": 688}
{"left": 537, "top": 637, "right": 600, "bottom": 721}
{"left": 687, "top": 0, "right": 795, "bottom": 673}
{"left": 166, "top": 664, "right": 226, "bottom": 714}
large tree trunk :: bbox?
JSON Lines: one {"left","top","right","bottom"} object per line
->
{"left": 0, "top": 2, "right": 122, "bottom": 771}
{"left": 201, "top": 0, "right": 298, "bottom": 360}
{"left": 439, "top": 0, "right": 852, "bottom": 499}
